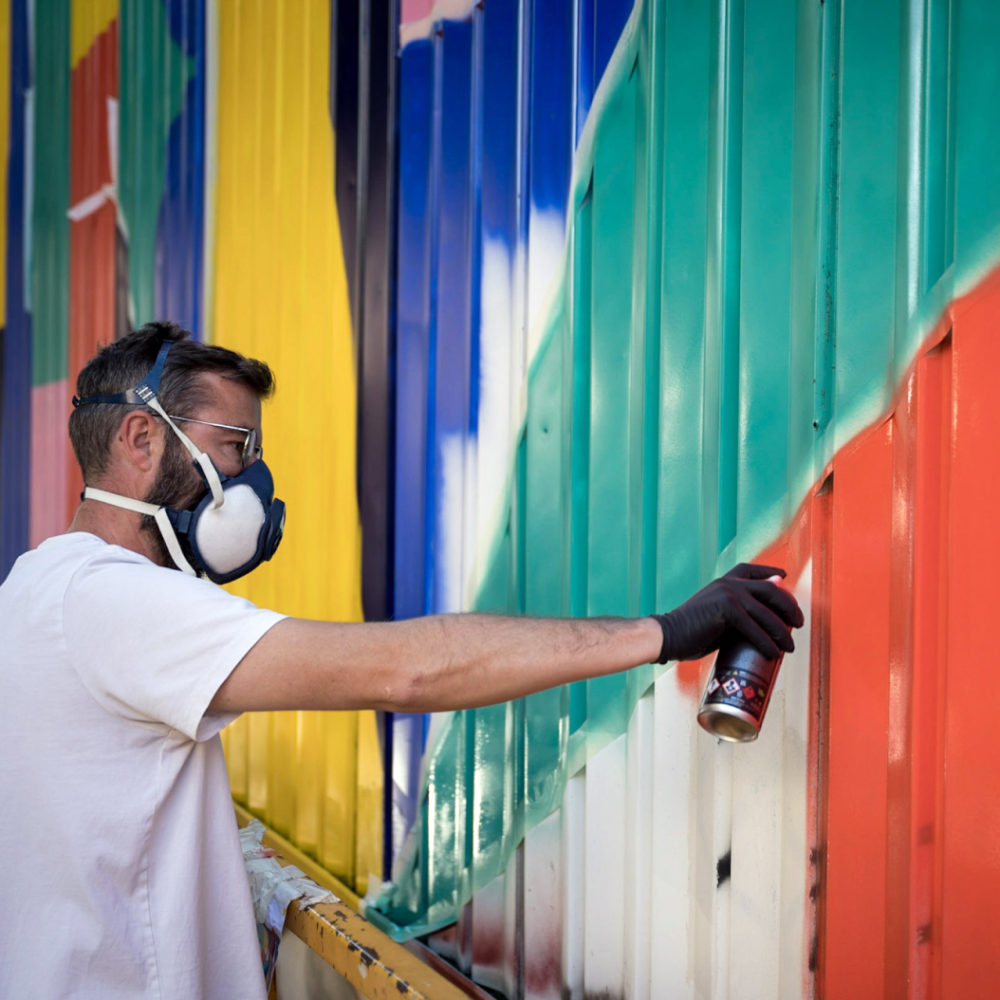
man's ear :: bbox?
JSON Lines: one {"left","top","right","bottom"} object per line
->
{"left": 118, "top": 410, "right": 163, "bottom": 472}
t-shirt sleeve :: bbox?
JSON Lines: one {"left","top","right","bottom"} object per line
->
{"left": 63, "top": 549, "right": 286, "bottom": 741}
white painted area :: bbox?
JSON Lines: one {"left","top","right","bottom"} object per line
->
{"left": 650, "top": 667, "right": 698, "bottom": 1000}
{"left": 583, "top": 732, "right": 627, "bottom": 994}
{"left": 437, "top": 432, "right": 473, "bottom": 613}
{"left": 623, "top": 693, "right": 654, "bottom": 999}
{"left": 704, "top": 703, "right": 733, "bottom": 1000}
{"left": 729, "top": 679, "right": 784, "bottom": 998}
{"left": 525, "top": 208, "right": 569, "bottom": 365}
{"left": 562, "top": 775, "right": 585, "bottom": 997}
{"left": 523, "top": 809, "right": 563, "bottom": 1000}
{"left": 781, "top": 565, "right": 813, "bottom": 1000}
{"left": 464, "top": 238, "right": 517, "bottom": 605}
{"left": 457, "top": 568, "right": 813, "bottom": 998}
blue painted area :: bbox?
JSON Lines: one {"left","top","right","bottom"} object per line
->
{"left": 481, "top": 1, "right": 518, "bottom": 245}
{"left": 528, "top": 1, "right": 574, "bottom": 213}
{"left": 1, "top": 0, "right": 33, "bottom": 579}
{"left": 395, "top": 38, "right": 434, "bottom": 622}
{"left": 594, "top": 0, "right": 634, "bottom": 105}
{"left": 165, "top": 0, "right": 201, "bottom": 53}
{"left": 387, "top": 0, "right": 635, "bottom": 875}
{"left": 155, "top": 0, "right": 205, "bottom": 336}
{"left": 392, "top": 37, "right": 436, "bottom": 862}
{"left": 577, "top": 0, "right": 595, "bottom": 141}
{"left": 578, "top": 0, "right": 635, "bottom": 146}
{"left": 431, "top": 17, "right": 476, "bottom": 610}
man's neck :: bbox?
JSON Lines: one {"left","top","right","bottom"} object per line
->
{"left": 68, "top": 498, "right": 167, "bottom": 567}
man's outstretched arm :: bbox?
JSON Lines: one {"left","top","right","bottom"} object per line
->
{"left": 209, "top": 563, "right": 804, "bottom": 714}
{"left": 211, "top": 612, "right": 662, "bottom": 713}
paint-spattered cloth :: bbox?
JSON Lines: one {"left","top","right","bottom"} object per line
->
{"left": 0, "top": 532, "right": 285, "bottom": 1000}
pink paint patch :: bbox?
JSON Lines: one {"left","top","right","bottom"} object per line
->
{"left": 399, "top": 0, "right": 478, "bottom": 48}
{"left": 400, "top": 0, "right": 435, "bottom": 22}
{"left": 31, "top": 381, "right": 72, "bottom": 548}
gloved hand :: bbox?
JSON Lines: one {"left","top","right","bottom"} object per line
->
{"left": 651, "top": 563, "right": 804, "bottom": 664}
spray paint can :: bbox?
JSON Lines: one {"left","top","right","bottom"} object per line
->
{"left": 697, "top": 635, "right": 783, "bottom": 743}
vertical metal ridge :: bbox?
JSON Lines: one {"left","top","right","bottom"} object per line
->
{"left": 918, "top": 0, "right": 954, "bottom": 295}
{"left": 906, "top": 332, "right": 952, "bottom": 1000}
{"left": 717, "top": 0, "right": 743, "bottom": 554}
{"left": 813, "top": 0, "right": 841, "bottom": 445}
{"left": 569, "top": 174, "right": 593, "bottom": 618}
{"left": 1, "top": 0, "right": 32, "bottom": 579}
{"left": 422, "top": 30, "right": 443, "bottom": 615}
{"left": 639, "top": 0, "right": 664, "bottom": 620}
{"left": 704, "top": 0, "right": 745, "bottom": 561}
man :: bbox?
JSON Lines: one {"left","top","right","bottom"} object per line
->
{"left": 0, "top": 322, "right": 803, "bottom": 999}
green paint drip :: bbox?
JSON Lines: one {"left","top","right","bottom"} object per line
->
{"left": 119, "top": 0, "right": 195, "bottom": 327}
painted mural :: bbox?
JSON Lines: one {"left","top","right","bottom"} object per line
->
{"left": 3, "top": 1, "right": 1000, "bottom": 999}
{"left": 2, "top": 0, "right": 380, "bottom": 902}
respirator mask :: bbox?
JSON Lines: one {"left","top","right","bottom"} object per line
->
{"left": 73, "top": 340, "right": 285, "bottom": 584}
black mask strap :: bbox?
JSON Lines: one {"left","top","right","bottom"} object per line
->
{"left": 72, "top": 340, "right": 173, "bottom": 408}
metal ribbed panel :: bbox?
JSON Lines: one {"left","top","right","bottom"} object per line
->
{"left": 0, "top": 0, "right": 31, "bottom": 580}
{"left": 119, "top": 0, "right": 206, "bottom": 333}
{"left": 388, "top": 0, "right": 634, "bottom": 895}
{"left": 210, "top": 0, "right": 380, "bottom": 895}
{"left": 29, "top": 0, "right": 70, "bottom": 547}
{"left": 374, "top": 2, "right": 1000, "bottom": 999}
{"left": 67, "top": 1, "right": 119, "bottom": 524}
{"left": 7, "top": 0, "right": 383, "bottom": 901}
{"left": 5, "top": 2, "right": 1000, "bottom": 998}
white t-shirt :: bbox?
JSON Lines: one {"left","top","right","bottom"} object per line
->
{"left": 0, "top": 532, "right": 285, "bottom": 999}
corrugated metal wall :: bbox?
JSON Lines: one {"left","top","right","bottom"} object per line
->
{"left": 1, "top": 0, "right": 383, "bottom": 898}
{"left": 3, "top": 1, "right": 1000, "bottom": 998}
{"left": 371, "top": 0, "right": 1000, "bottom": 998}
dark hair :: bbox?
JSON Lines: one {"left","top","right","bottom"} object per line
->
{"left": 69, "top": 321, "right": 275, "bottom": 480}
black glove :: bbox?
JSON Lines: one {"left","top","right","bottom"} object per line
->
{"left": 651, "top": 563, "right": 804, "bottom": 664}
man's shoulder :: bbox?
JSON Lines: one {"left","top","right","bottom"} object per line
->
{"left": 2, "top": 533, "right": 166, "bottom": 609}
{"left": 6, "top": 532, "right": 149, "bottom": 579}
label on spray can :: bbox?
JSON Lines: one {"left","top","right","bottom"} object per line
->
{"left": 697, "top": 636, "right": 783, "bottom": 743}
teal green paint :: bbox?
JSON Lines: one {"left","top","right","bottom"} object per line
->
{"left": 588, "top": 66, "right": 636, "bottom": 615}
{"left": 655, "top": 0, "right": 712, "bottom": 605}
{"left": 955, "top": 2, "right": 1000, "bottom": 271}
{"left": 119, "top": 0, "right": 193, "bottom": 326}
{"left": 569, "top": 184, "right": 592, "bottom": 620}
{"left": 32, "top": 0, "right": 71, "bottom": 386}
{"left": 835, "top": 0, "right": 901, "bottom": 431}
{"left": 736, "top": 0, "right": 795, "bottom": 541}
{"left": 811, "top": 0, "right": 840, "bottom": 461}
{"left": 710, "top": 0, "right": 743, "bottom": 552}
{"left": 787, "top": 0, "right": 824, "bottom": 500}
{"left": 371, "top": 0, "right": 1000, "bottom": 938}
{"left": 919, "top": 0, "right": 953, "bottom": 294}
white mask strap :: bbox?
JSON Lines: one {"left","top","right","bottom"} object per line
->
{"left": 83, "top": 486, "right": 199, "bottom": 577}
{"left": 138, "top": 392, "right": 225, "bottom": 509}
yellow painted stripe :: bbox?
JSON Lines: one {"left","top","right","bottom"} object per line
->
{"left": 212, "top": 0, "right": 381, "bottom": 893}
{"left": 0, "top": 0, "right": 8, "bottom": 327}
{"left": 70, "top": 0, "right": 117, "bottom": 67}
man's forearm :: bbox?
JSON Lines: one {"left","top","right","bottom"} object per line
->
{"left": 376, "top": 612, "right": 663, "bottom": 711}
{"left": 210, "top": 564, "right": 802, "bottom": 716}
{"left": 211, "top": 613, "right": 664, "bottom": 714}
